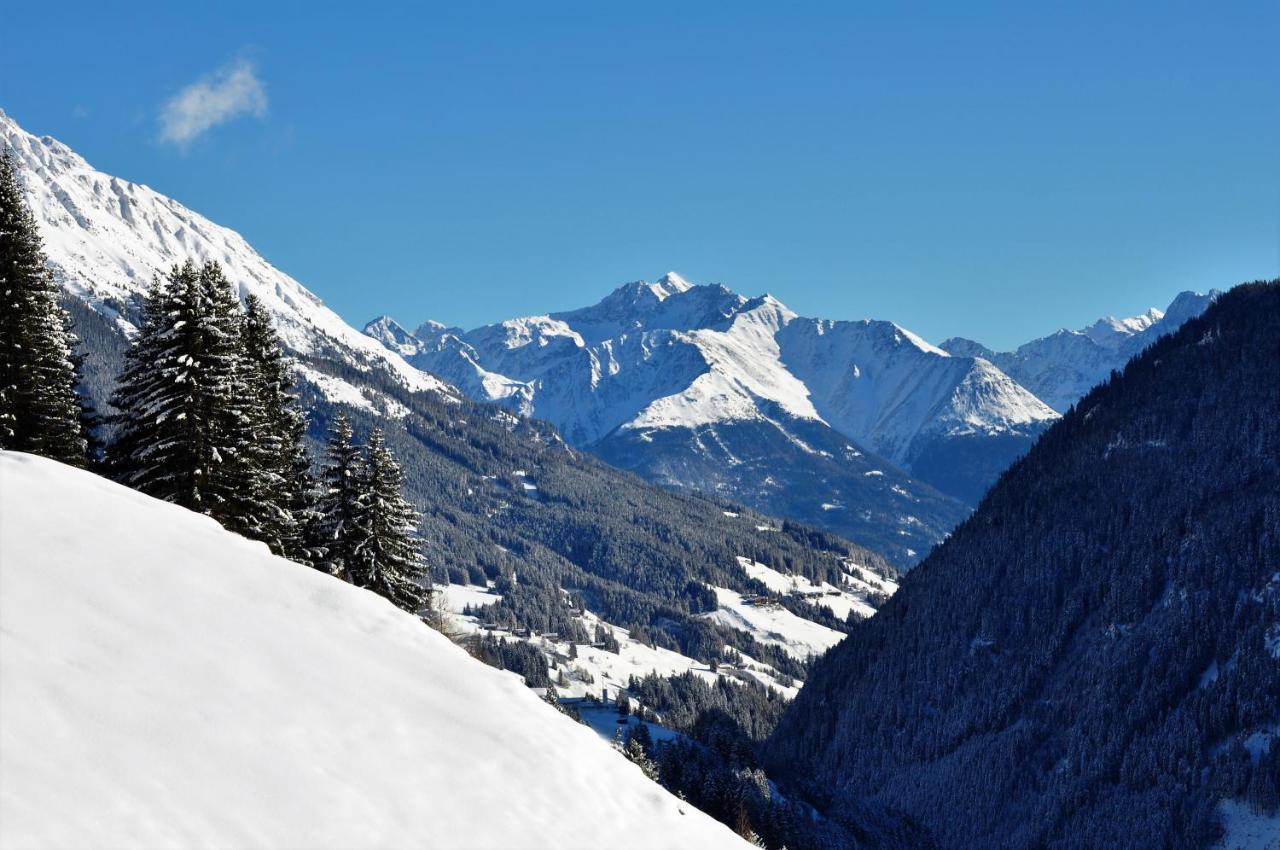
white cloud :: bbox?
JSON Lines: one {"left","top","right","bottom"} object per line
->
{"left": 159, "top": 59, "right": 268, "bottom": 146}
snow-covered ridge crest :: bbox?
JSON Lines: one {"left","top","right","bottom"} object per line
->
{"left": 0, "top": 451, "right": 749, "bottom": 849}
{"left": 941, "top": 290, "right": 1221, "bottom": 413}
{"left": 0, "top": 108, "right": 449, "bottom": 398}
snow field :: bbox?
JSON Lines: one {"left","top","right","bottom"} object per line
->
{"left": 0, "top": 452, "right": 748, "bottom": 849}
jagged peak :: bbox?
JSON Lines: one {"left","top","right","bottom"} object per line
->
{"left": 939, "top": 336, "right": 996, "bottom": 361}
{"left": 364, "top": 314, "right": 406, "bottom": 331}
{"left": 655, "top": 271, "right": 694, "bottom": 294}
{"left": 1162, "top": 289, "right": 1221, "bottom": 323}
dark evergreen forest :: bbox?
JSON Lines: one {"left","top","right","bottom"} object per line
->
{"left": 765, "top": 281, "right": 1280, "bottom": 850}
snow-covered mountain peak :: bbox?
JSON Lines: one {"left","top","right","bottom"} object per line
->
{"left": 1160, "top": 289, "right": 1221, "bottom": 328}
{"left": 363, "top": 315, "right": 422, "bottom": 356}
{"left": 1083, "top": 306, "right": 1164, "bottom": 349}
{"left": 891, "top": 321, "right": 951, "bottom": 356}
{"left": 937, "top": 336, "right": 994, "bottom": 360}
{"left": 366, "top": 273, "right": 1061, "bottom": 515}
{"left": 655, "top": 270, "right": 694, "bottom": 295}
{"left": 0, "top": 109, "right": 449, "bottom": 401}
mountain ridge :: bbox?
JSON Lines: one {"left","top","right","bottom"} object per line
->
{"left": 941, "top": 289, "right": 1219, "bottom": 413}
{"left": 0, "top": 107, "right": 451, "bottom": 416}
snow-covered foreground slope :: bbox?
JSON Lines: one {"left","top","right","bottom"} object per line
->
{"left": 0, "top": 452, "right": 747, "bottom": 850}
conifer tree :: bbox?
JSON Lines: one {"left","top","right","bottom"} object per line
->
{"left": 317, "top": 413, "right": 368, "bottom": 580}
{"left": 196, "top": 262, "right": 283, "bottom": 544}
{"left": 240, "top": 293, "right": 313, "bottom": 559}
{"left": 108, "top": 260, "right": 273, "bottom": 537}
{"left": 286, "top": 409, "right": 329, "bottom": 565}
{"left": 359, "top": 428, "right": 432, "bottom": 613}
{"left": 0, "top": 150, "right": 92, "bottom": 465}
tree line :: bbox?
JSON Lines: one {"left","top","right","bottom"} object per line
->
{"left": 0, "top": 151, "right": 431, "bottom": 618}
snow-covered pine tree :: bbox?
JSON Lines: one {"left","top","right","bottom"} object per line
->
{"left": 108, "top": 260, "right": 275, "bottom": 539}
{"left": 240, "top": 293, "right": 312, "bottom": 559}
{"left": 358, "top": 428, "right": 433, "bottom": 614}
{"left": 0, "top": 150, "right": 92, "bottom": 465}
{"left": 317, "top": 413, "right": 368, "bottom": 580}
{"left": 196, "top": 262, "right": 286, "bottom": 545}
{"left": 285, "top": 408, "right": 329, "bottom": 566}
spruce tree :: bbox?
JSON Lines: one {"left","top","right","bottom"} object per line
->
{"left": 196, "top": 262, "right": 282, "bottom": 544}
{"left": 109, "top": 260, "right": 273, "bottom": 537}
{"left": 359, "top": 428, "right": 432, "bottom": 613}
{"left": 317, "top": 413, "right": 368, "bottom": 580}
{"left": 285, "top": 408, "right": 329, "bottom": 566}
{"left": 240, "top": 293, "right": 312, "bottom": 559}
{"left": 0, "top": 150, "right": 92, "bottom": 465}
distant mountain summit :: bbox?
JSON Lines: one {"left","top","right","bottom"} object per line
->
{"left": 766, "top": 281, "right": 1280, "bottom": 850}
{"left": 942, "top": 290, "right": 1219, "bottom": 412}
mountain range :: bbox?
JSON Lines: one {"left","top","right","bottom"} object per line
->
{"left": 4, "top": 105, "right": 1218, "bottom": 573}
{"left": 366, "top": 274, "right": 1215, "bottom": 565}
{"left": 3, "top": 106, "right": 1273, "bottom": 850}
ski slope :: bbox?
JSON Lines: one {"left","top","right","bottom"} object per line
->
{"left": 0, "top": 452, "right": 747, "bottom": 850}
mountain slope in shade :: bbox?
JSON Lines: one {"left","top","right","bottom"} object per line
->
{"left": 942, "top": 290, "right": 1220, "bottom": 413}
{"left": 370, "top": 276, "right": 1058, "bottom": 562}
{"left": 0, "top": 451, "right": 749, "bottom": 850}
{"left": 765, "top": 282, "right": 1280, "bottom": 850}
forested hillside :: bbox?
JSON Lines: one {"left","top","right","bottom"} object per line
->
{"left": 296, "top": 353, "right": 892, "bottom": 677}
{"left": 765, "top": 281, "right": 1280, "bottom": 850}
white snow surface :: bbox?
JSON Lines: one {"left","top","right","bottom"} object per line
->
{"left": 1213, "top": 800, "right": 1280, "bottom": 850}
{"left": 0, "top": 452, "right": 747, "bottom": 850}
{"left": 738, "top": 557, "right": 896, "bottom": 622}
{"left": 442, "top": 589, "right": 800, "bottom": 700}
{"left": 0, "top": 109, "right": 450, "bottom": 401}
{"left": 705, "top": 588, "right": 847, "bottom": 660}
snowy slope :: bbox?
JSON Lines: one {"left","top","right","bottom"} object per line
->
{"left": 941, "top": 290, "right": 1220, "bottom": 413}
{"left": 774, "top": 316, "right": 1056, "bottom": 470}
{"left": 441, "top": 587, "right": 803, "bottom": 701}
{"left": 0, "top": 109, "right": 450, "bottom": 405}
{"left": 439, "top": 550, "right": 896, "bottom": 704}
{"left": 0, "top": 452, "right": 748, "bottom": 850}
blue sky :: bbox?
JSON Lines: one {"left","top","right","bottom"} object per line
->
{"left": 3, "top": 2, "right": 1277, "bottom": 348}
